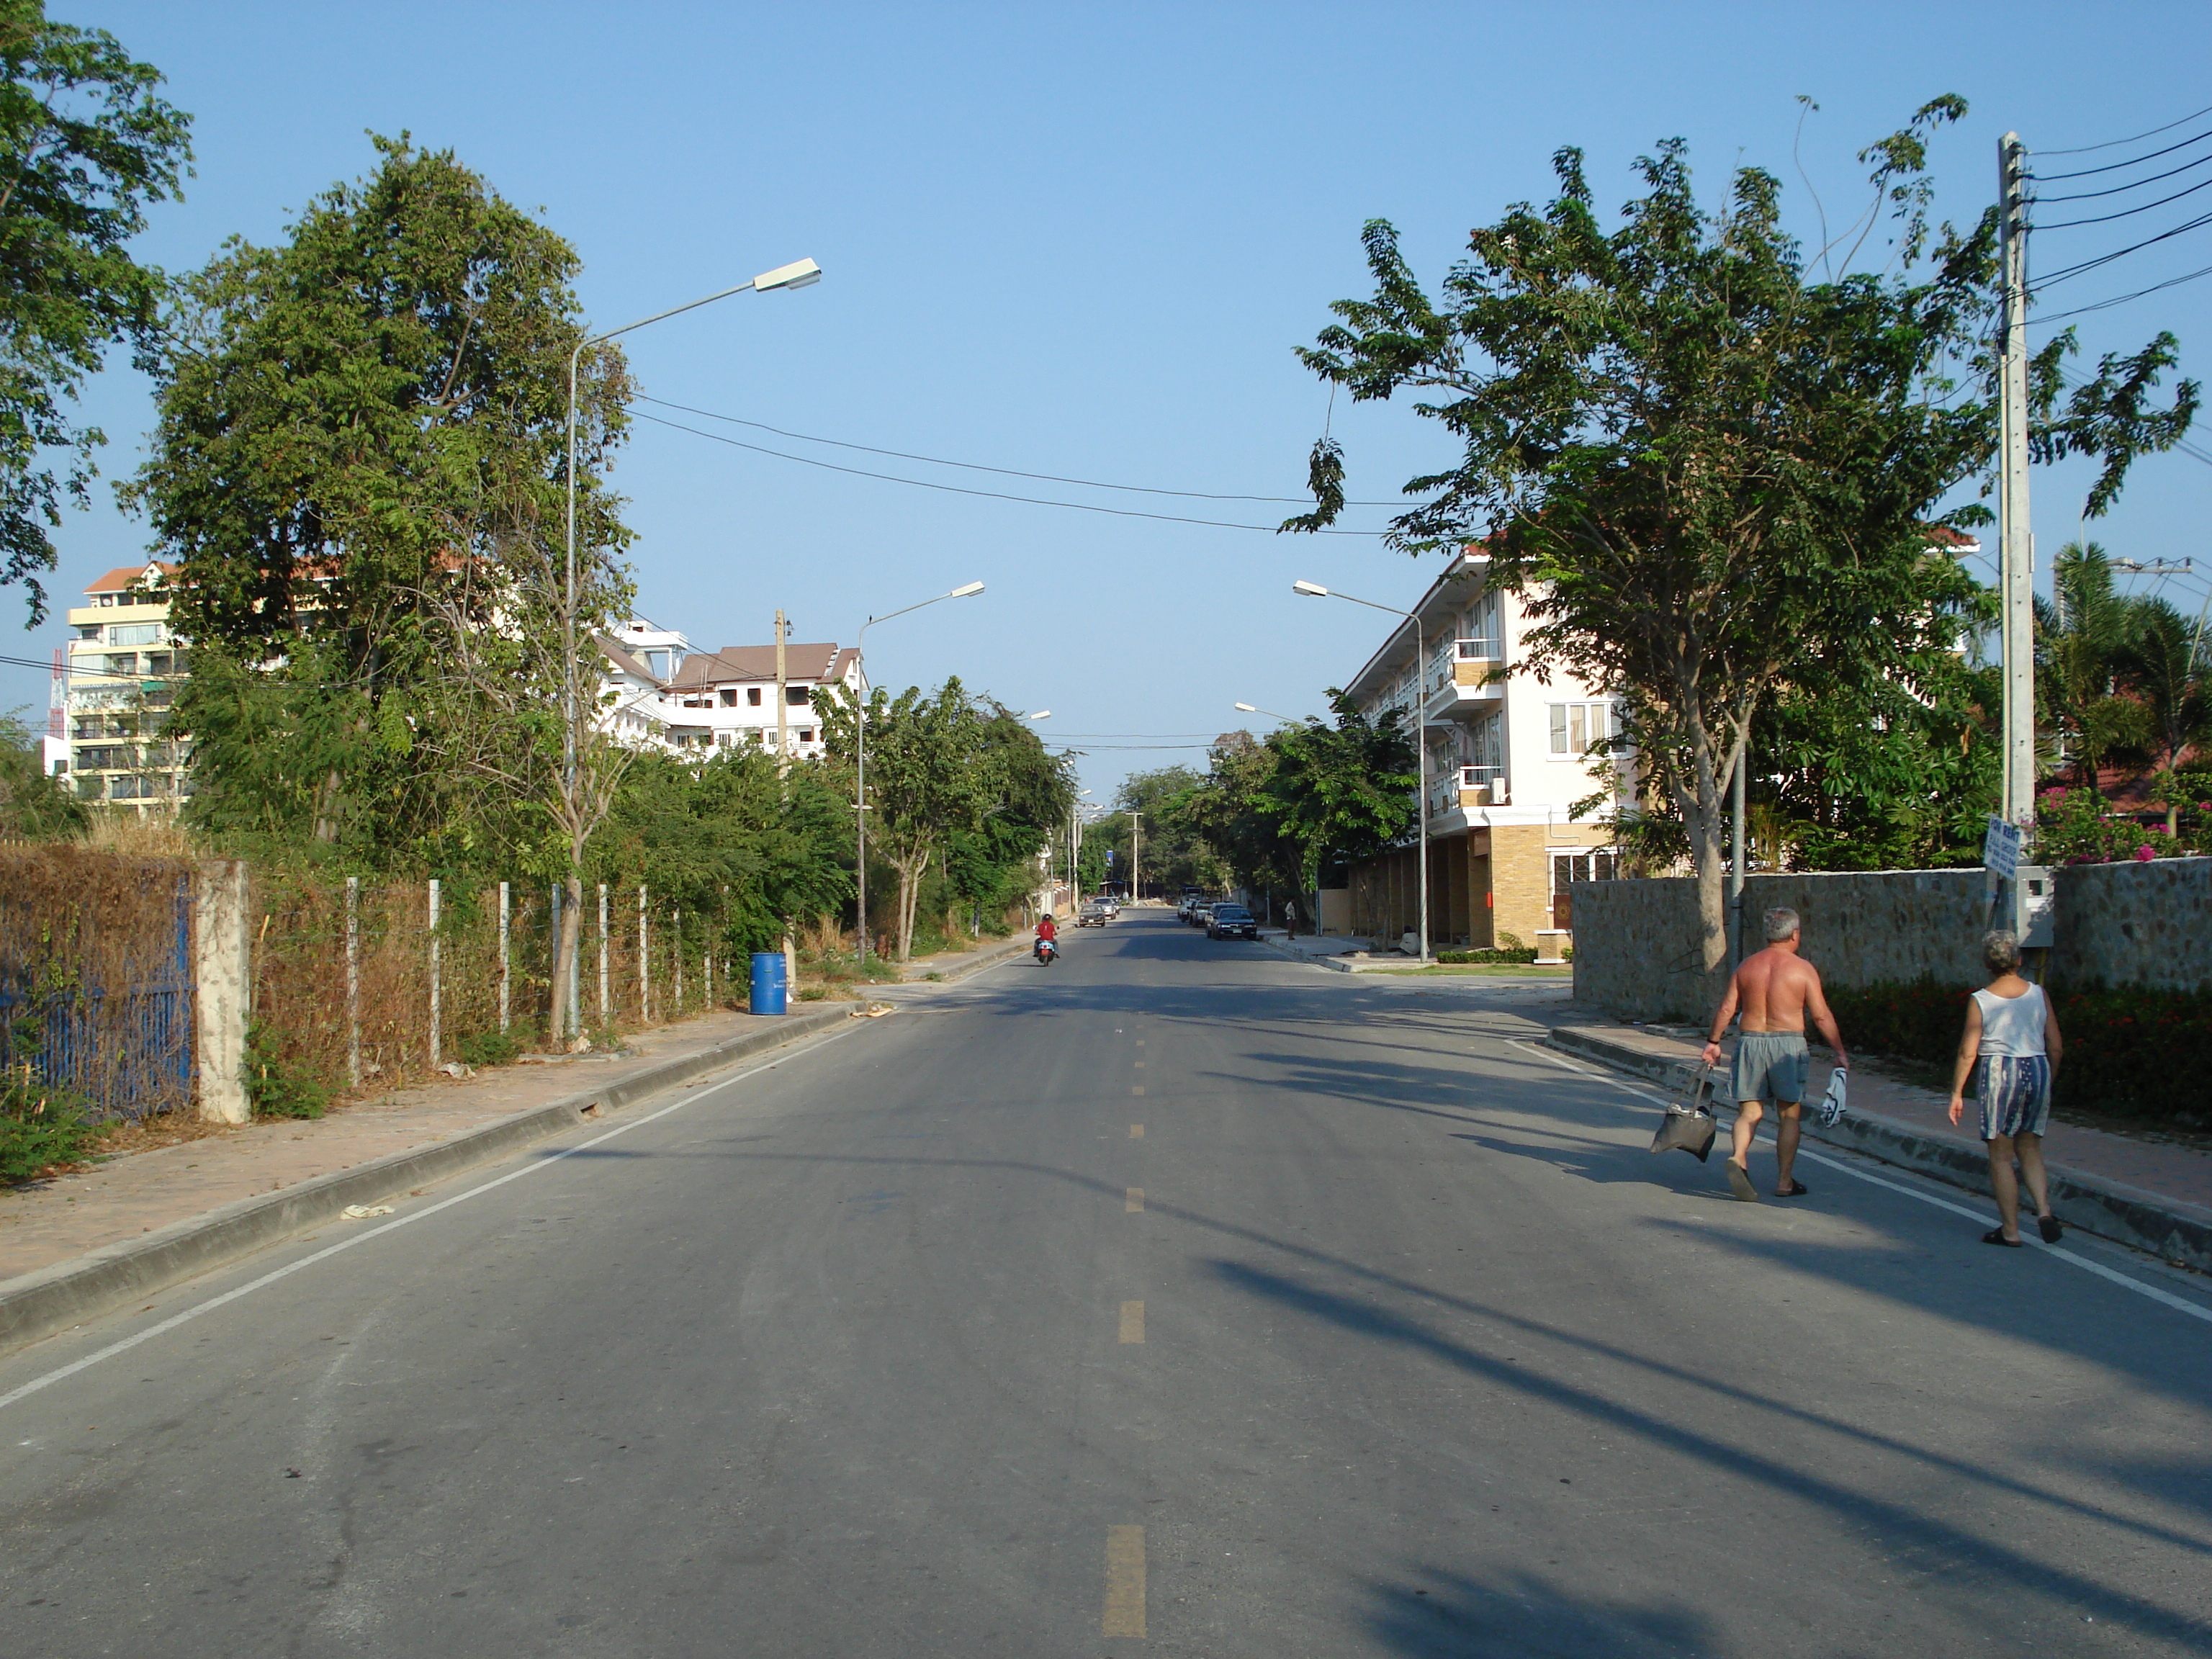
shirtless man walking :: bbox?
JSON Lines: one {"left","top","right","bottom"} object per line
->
{"left": 1699, "top": 907, "right": 1850, "bottom": 1202}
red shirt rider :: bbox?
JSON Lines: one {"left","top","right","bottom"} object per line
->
{"left": 1037, "top": 915, "right": 1058, "bottom": 943}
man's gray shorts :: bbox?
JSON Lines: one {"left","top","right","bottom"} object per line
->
{"left": 1731, "top": 1030, "right": 1809, "bottom": 1106}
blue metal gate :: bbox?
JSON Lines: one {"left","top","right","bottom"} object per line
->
{"left": 0, "top": 877, "right": 194, "bottom": 1120}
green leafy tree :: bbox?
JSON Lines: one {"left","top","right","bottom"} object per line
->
{"left": 0, "top": 1, "right": 190, "bottom": 626}
{"left": 595, "top": 748, "right": 853, "bottom": 956}
{"left": 1287, "top": 98, "right": 2195, "bottom": 986}
{"left": 822, "top": 678, "right": 1059, "bottom": 961}
{"left": 0, "top": 709, "right": 80, "bottom": 836}
{"left": 1174, "top": 701, "right": 1418, "bottom": 904}
{"left": 125, "top": 137, "right": 631, "bottom": 1020}
{"left": 1094, "top": 765, "right": 1225, "bottom": 899}
{"left": 1251, "top": 696, "right": 1418, "bottom": 889}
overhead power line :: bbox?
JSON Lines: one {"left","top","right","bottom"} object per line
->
{"left": 631, "top": 409, "right": 1387, "bottom": 536}
{"left": 2031, "top": 145, "right": 2212, "bottom": 204}
{"left": 2036, "top": 103, "right": 2212, "bottom": 162}
{"left": 2031, "top": 208, "right": 2212, "bottom": 288}
{"left": 634, "top": 396, "right": 1409, "bottom": 509}
{"left": 2033, "top": 171, "right": 2212, "bottom": 230}
{"left": 2028, "top": 257, "right": 2212, "bottom": 325}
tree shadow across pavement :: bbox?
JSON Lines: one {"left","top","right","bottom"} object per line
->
{"left": 1359, "top": 1565, "right": 1725, "bottom": 1659}
{"left": 1208, "top": 1257, "right": 2212, "bottom": 1648}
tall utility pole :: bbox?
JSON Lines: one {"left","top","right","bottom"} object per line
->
{"left": 1129, "top": 811, "right": 1142, "bottom": 903}
{"left": 774, "top": 608, "right": 790, "bottom": 775}
{"left": 1998, "top": 131, "right": 2036, "bottom": 835}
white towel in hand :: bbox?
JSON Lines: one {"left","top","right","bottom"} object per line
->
{"left": 1817, "top": 1069, "right": 1848, "bottom": 1127}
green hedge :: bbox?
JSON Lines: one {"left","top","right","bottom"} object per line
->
{"left": 1437, "top": 948, "right": 1540, "bottom": 964}
{"left": 1825, "top": 979, "right": 2212, "bottom": 1126}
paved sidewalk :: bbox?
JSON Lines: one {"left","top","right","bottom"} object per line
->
{"left": 0, "top": 1006, "right": 850, "bottom": 1289}
{"left": 1552, "top": 1020, "right": 2212, "bottom": 1268}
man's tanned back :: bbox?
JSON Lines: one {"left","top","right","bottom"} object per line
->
{"left": 1733, "top": 946, "right": 1823, "bottom": 1034}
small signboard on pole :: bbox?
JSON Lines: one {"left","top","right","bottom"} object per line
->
{"left": 1982, "top": 814, "right": 2022, "bottom": 880}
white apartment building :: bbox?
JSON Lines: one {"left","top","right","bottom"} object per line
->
{"left": 1337, "top": 547, "right": 1626, "bottom": 948}
{"left": 596, "top": 637, "right": 673, "bottom": 750}
{"left": 608, "top": 619, "right": 866, "bottom": 760}
{"left": 60, "top": 562, "right": 190, "bottom": 811}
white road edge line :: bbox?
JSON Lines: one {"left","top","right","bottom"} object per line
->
{"left": 1506, "top": 1038, "right": 2212, "bottom": 1328}
{"left": 0, "top": 1021, "right": 876, "bottom": 1413}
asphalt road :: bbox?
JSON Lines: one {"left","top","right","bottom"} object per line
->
{"left": 0, "top": 911, "right": 2208, "bottom": 1657}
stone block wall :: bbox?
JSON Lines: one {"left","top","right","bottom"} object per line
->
{"left": 1571, "top": 858, "right": 2212, "bottom": 1022}
{"left": 1568, "top": 878, "right": 1708, "bottom": 1022}
{"left": 2051, "top": 857, "right": 2212, "bottom": 989}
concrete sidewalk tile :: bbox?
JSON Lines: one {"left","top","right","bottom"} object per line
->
{"left": 1547, "top": 1021, "right": 2212, "bottom": 1272}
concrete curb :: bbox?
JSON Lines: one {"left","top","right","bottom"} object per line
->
{"left": 1255, "top": 935, "right": 1361, "bottom": 972}
{"left": 903, "top": 937, "right": 1029, "bottom": 983}
{"left": 0, "top": 1005, "right": 858, "bottom": 1359}
{"left": 1545, "top": 1026, "right": 2212, "bottom": 1272}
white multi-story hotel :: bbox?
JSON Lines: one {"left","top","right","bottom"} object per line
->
{"left": 58, "top": 562, "right": 190, "bottom": 811}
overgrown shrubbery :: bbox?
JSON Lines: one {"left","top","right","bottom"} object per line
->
{"left": 1827, "top": 979, "right": 2212, "bottom": 1125}
{"left": 1437, "top": 948, "right": 1540, "bottom": 964}
{"left": 245, "top": 1020, "right": 330, "bottom": 1119}
{"left": 0, "top": 1063, "right": 98, "bottom": 1183}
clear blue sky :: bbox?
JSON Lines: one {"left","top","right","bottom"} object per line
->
{"left": 10, "top": 1, "right": 2210, "bottom": 802}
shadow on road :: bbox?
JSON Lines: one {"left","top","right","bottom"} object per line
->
{"left": 1210, "top": 1257, "right": 2212, "bottom": 1647}
{"left": 1360, "top": 1566, "right": 1722, "bottom": 1658}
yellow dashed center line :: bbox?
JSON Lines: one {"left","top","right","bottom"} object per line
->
{"left": 1118, "top": 1300, "right": 1145, "bottom": 1343}
{"left": 1130, "top": 1123, "right": 1143, "bottom": 1138}
{"left": 1131, "top": 1084, "right": 1145, "bottom": 1096}
{"left": 1125, "top": 1187, "right": 1144, "bottom": 1212}
{"left": 1102, "top": 1525, "right": 1146, "bottom": 1637}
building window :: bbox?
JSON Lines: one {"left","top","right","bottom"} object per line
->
{"left": 747, "top": 686, "right": 763, "bottom": 706}
{"left": 719, "top": 688, "right": 737, "bottom": 706}
{"left": 1457, "top": 590, "right": 1503, "bottom": 657}
{"left": 1547, "top": 701, "right": 1611, "bottom": 757}
{"left": 798, "top": 729, "right": 814, "bottom": 743}
{"left": 786, "top": 685, "right": 809, "bottom": 706}
{"left": 107, "top": 622, "right": 163, "bottom": 647}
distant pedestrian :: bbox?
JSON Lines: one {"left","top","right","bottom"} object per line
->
{"left": 1283, "top": 898, "right": 1300, "bottom": 940}
{"left": 1700, "top": 907, "right": 1850, "bottom": 1202}
{"left": 1946, "top": 931, "right": 2065, "bottom": 1248}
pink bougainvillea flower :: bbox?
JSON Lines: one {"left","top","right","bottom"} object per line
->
{"left": 2135, "top": 845, "right": 2157, "bottom": 861}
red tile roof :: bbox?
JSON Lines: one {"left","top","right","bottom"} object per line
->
{"left": 84, "top": 562, "right": 176, "bottom": 595}
{"left": 665, "top": 643, "right": 856, "bottom": 688}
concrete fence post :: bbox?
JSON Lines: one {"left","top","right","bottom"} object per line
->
{"left": 428, "top": 878, "right": 441, "bottom": 1065}
{"left": 672, "top": 908, "right": 683, "bottom": 1012}
{"left": 194, "top": 858, "right": 251, "bottom": 1125}
{"left": 498, "top": 880, "right": 511, "bottom": 1033}
{"left": 344, "top": 876, "right": 360, "bottom": 1088}
{"left": 638, "top": 884, "right": 649, "bottom": 1021}
{"left": 597, "top": 881, "right": 609, "bottom": 1025}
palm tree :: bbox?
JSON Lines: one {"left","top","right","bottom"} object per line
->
{"left": 2116, "top": 595, "right": 2211, "bottom": 832}
{"left": 2035, "top": 542, "right": 2151, "bottom": 791}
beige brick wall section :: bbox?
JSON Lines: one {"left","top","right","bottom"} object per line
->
{"left": 1489, "top": 824, "right": 1552, "bottom": 948}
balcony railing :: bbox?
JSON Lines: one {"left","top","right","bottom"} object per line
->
{"left": 1455, "top": 638, "right": 1503, "bottom": 659}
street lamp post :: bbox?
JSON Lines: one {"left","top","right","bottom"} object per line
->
{"left": 1294, "top": 580, "right": 1431, "bottom": 963}
{"left": 1233, "top": 701, "right": 1298, "bottom": 725}
{"left": 557, "top": 256, "right": 821, "bottom": 1036}
{"left": 853, "top": 581, "right": 986, "bottom": 963}
{"left": 1129, "top": 811, "right": 1142, "bottom": 904}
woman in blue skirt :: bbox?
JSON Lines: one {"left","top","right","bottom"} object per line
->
{"left": 1946, "top": 930, "right": 2067, "bottom": 1247}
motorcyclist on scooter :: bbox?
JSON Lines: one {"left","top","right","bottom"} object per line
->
{"left": 1034, "top": 912, "right": 1058, "bottom": 962}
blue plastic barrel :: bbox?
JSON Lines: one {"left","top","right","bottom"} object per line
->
{"left": 749, "top": 951, "right": 788, "bottom": 1015}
